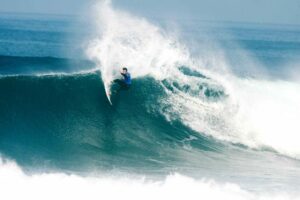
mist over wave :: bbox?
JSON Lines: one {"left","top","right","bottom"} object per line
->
{"left": 86, "top": 1, "right": 300, "bottom": 158}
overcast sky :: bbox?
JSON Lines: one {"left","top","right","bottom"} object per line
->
{"left": 0, "top": 0, "right": 299, "bottom": 25}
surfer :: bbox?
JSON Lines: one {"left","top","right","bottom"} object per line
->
{"left": 114, "top": 67, "right": 131, "bottom": 90}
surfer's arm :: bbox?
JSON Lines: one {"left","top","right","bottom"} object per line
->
{"left": 120, "top": 72, "right": 127, "bottom": 78}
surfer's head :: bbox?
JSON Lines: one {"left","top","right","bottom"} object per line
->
{"left": 122, "top": 67, "right": 128, "bottom": 73}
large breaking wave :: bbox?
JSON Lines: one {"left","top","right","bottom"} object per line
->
{"left": 86, "top": 1, "right": 300, "bottom": 159}
{"left": 1, "top": 1, "right": 300, "bottom": 199}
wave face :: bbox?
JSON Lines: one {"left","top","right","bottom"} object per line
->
{"left": 1, "top": 1, "right": 300, "bottom": 197}
{"left": 0, "top": 72, "right": 212, "bottom": 169}
{"left": 0, "top": 72, "right": 225, "bottom": 171}
{"left": 1, "top": 72, "right": 300, "bottom": 193}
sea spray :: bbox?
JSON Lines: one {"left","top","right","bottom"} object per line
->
{"left": 86, "top": 0, "right": 300, "bottom": 159}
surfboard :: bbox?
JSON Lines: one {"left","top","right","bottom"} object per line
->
{"left": 104, "top": 81, "right": 113, "bottom": 105}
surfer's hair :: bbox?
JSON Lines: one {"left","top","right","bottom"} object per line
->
{"left": 123, "top": 67, "right": 128, "bottom": 72}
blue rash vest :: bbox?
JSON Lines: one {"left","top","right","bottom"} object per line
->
{"left": 122, "top": 72, "right": 131, "bottom": 85}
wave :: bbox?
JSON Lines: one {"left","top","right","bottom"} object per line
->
{"left": 0, "top": 73, "right": 225, "bottom": 172}
{"left": 0, "top": 55, "right": 95, "bottom": 76}
{"left": 2, "top": 73, "right": 300, "bottom": 194}
{"left": 0, "top": 157, "right": 298, "bottom": 200}
{"left": 85, "top": 0, "right": 300, "bottom": 159}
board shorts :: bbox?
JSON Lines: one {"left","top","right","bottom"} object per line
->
{"left": 114, "top": 79, "right": 131, "bottom": 90}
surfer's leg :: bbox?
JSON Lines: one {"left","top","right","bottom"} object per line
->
{"left": 114, "top": 79, "right": 125, "bottom": 92}
{"left": 114, "top": 79, "right": 123, "bottom": 91}
{"left": 113, "top": 79, "right": 130, "bottom": 91}
{"left": 114, "top": 79, "right": 123, "bottom": 85}
{"left": 123, "top": 84, "right": 130, "bottom": 90}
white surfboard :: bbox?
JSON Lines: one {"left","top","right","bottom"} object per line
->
{"left": 104, "top": 81, "right": 113, "bottom": 105}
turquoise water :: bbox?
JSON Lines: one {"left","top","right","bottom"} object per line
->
{"left": 0, "top": 12, "right": 300, "bottom": 194}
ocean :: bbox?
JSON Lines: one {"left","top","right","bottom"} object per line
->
{"left": 0, "top": 2, "right": 300, "bottom": 200}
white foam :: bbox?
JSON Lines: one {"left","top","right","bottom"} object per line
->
{"left": 86, "top": 0, "right": 300, "bottom": 159}
{"left": 86, "top": 0, "right": 191, "bottom": 93}
{"left": 0, "top": 157, "right": 296, "bottom": 200}
{"left": 229, "top": 79, "right": 300, "bottom": 156}
{"left": 0, "top": 68, "right": 99, "bottom": 79}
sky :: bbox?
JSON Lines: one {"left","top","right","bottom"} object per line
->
{"left": 0, "top": 0, "right": 299, "bottom": 25}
